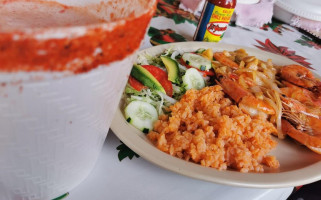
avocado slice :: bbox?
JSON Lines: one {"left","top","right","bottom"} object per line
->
{"left": 160, "top": 56, "right": 180, "bottom": 84}
{"left": 130, "top": 64, "right": 166, "bottom": 94}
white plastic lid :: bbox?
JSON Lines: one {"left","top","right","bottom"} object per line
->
{"left": 237, "top": 0, "right": 260, "bottom": 4}
{"left": 275, "top": 0, "right": 321, "bottom": 21}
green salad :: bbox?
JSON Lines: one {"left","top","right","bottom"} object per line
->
{"left": 123, "top": 47, "right": 216, "bottom": 133}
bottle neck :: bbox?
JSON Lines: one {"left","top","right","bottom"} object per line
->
{"left": 208, "top": 0, "right": 236, "bottom": 9}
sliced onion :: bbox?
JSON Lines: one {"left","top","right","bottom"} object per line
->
{"left": 266, "top": 90, "right": 284, "bottom": 139}
{"left": 235, "top": 68, "right": 255, "bottom": 74}
{"left": 264, "top": 68, "right": 274, "bottom": 80}
{"left": 171, "top": 50, "right": 180, "bottom": 60}
{"left": 156, "top": 91, "right": 177, "bottom": 105}
{"left": 257, "top": 72, "right": 281, "bottom": 93}
{"left": 250, "top": 86, "right": 262, "bottom": 93}
{"left": 178, "top": 63, "right": 187, "bottom": 71}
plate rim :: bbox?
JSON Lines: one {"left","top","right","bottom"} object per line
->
{"left": 111, "top": 41, "right": 321, "bottom": 188}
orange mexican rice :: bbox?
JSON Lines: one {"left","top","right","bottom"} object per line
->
{"left": 147, "top": 85, "right": 279, "bottom": 173}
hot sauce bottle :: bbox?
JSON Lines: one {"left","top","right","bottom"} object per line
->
{"left": 193, "top": 0, "right": 236, "bottom": 42}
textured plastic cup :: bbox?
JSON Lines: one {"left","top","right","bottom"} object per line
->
{"left": 0, "top": 0, "right": 156, "bottom": 199}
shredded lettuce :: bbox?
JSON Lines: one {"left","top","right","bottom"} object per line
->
{"left": 137, "top": 53, "right": 163, "bottom": 67}
{"left": 172, "top": 84, "right": 186, "bottom": 100}
{"left": 125, "top": 85, "right": 176, "bottom": 115}
{"left": 170, "top": 50, "right": 180, "bottom": 60}
{"left": 162, "top": 46, "right": 174, "bottom": 57}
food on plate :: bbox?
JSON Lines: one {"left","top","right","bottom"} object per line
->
{"left": 280, "top": 65, "right": 321, "bottom": 94}
{"left": 147, "top": 85, "right": 279, "bottom": 172}
{"left": 210, "top": 50, "right": 321, "bottom": 154}
{"left": 123, "top": 47, "right": 281, "bottom": 172}
{"left": 125, "top": 100, "right": 158, "bottom": 133}
{"left": 122, "top": 46, "right": 321, "bottom": 172}
{"left": 182, "top": 68, "right": 206, "bottom": 90}
{"left": 213, "top": 49, "right": 283, "bottom": 137}
{"left": 131, "top": 64, "right": 167, "bottom": 95}
{"left": 278, "top": 65, "right": 321, "bottom": 154}
{"left": 181, "top": 52, "right": 212, "bottom": 71}
{"left": 160, "top": 56, "right": 180, "bottom": 84}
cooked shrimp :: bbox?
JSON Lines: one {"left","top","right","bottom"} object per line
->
{"left": 218, "top": 76, "right": 250, "bottom": 102}
{"left": 281, "top": 92, "right": 321, "bottom": 154}
{"left": 213, "top": 52, "right": 239, "bottom": 69}
{"left": 281, "top": 95, "right": 307, "bottom": 114}
{"left": 281, "top": 81, "right": 321, "bottom": 107}
{"left": 306, "top": 146, "right": 321, "bottom": 154}
{"left": 213, "top": 50, "right": 321, "bottom": 154}
{"left": 282, "top": 102, "right": 319, "bottom": 134}
{"left": 239, "top": 95, "right": 276, "bottom": 116}
{"left": 282, "top": 119, "right": 321, "bottom": 151}
{"left": 218, "top": 76, "right": 275, "bottom": 117}
{"left": 280, "top": 78, "right": 321, "bottom": 154}
{"left": 280, "top": 64, "right": 321, "bottom": 93}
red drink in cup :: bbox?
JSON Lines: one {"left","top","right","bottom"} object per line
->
{"left": 0, "top": 0, "right": 156, "bottom": 199}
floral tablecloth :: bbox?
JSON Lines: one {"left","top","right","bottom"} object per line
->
{"left": 141, "top": 0, "right": 320, "bottom": 69}
{"left": 66, "top": 1, "right": 320, "bottom": 199}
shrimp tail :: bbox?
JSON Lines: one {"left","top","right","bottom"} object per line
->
{"left": 282, "top": 119, "right": 321, "bottom": 154}
{"left": 213, "top": 52, "right": 239, "bottom": 69}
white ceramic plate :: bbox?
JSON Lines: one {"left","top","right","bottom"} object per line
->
{"left": 111, "top": 42, "right": 321, "bottom": 188}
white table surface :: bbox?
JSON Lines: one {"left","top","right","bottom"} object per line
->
{"left": 67, "top": 130, "right": 293, "bottom": 200}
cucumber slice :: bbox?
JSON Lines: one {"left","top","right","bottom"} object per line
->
{"left": 124, "top": 101, "right": 158, "bottom": 133}
{"left": 182, "top": 68, "right": 205, "bottom": 90}
{"left": 182, "top": 52, "right": 211, "bottom": 71}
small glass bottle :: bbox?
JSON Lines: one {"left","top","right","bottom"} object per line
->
{"left": 193, "top": 0, "right": 237, "bottom": 42}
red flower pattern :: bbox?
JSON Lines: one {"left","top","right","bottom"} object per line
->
{"left": 255, "top": 39, "right": 313, "bottom": 69}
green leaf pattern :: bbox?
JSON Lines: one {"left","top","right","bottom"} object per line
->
{"left": 116, "top": 141, "right": 140, "bottom": 161}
